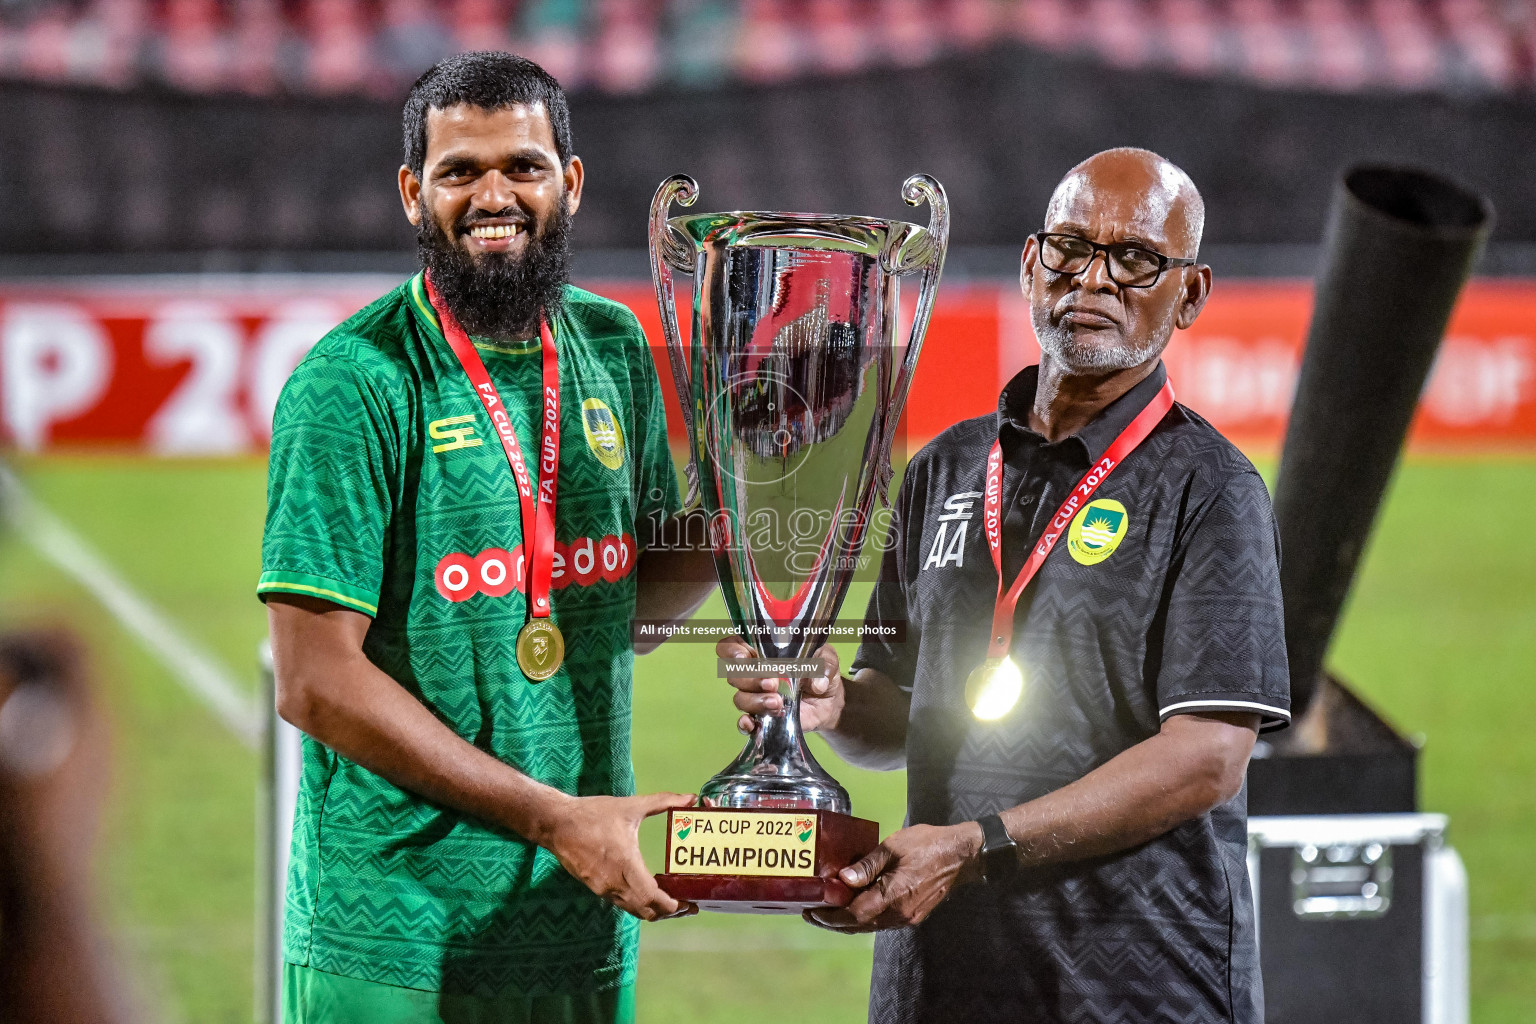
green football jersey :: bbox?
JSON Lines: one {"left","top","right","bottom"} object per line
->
{"left": 259, "top": 273, "right": 681, "bottom": 997}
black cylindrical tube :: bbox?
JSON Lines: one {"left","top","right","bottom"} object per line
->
{"left": 1274, "top": 166, "right": 1492, "bottom": 717}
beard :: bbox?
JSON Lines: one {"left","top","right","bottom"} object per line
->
{"left": 417, "top": 194, "right": 572, "bottom": 341}
{"left": 1030, "top": 303, "right": 1169, "bottom": 373}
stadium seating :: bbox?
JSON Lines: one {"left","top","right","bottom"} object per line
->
{"left": 0, "top": 0, "right": 1531, "bottom": 97}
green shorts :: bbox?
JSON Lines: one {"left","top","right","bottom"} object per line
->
{"left": 282, "top": 963, "right": 636, "bottom": 1024}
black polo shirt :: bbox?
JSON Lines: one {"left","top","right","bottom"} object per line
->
{"left": 852, "top": 361, "right": 1289, "bottom": 1024}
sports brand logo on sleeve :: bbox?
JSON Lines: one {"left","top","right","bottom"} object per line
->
{"left": 923, "top": 491, "right": 983, "bottom": 570}
{"left": 1067, "top": 499, "right": 1129, "bottom": 565}
{"left": 428, "top": 415, "right": 482, "bottom": 453}
{"left": 581, "top": 398, "right": 626, "bottom": 470}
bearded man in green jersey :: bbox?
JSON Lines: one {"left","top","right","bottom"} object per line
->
{"left": 259, "top": 52, "right": 716, "bottom": 1024}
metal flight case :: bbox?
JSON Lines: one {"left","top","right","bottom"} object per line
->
{"left": 1246, "top": 812, "right": 1468, "bottom": 1024}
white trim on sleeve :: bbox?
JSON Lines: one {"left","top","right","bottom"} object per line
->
{"left": 1159, "top": 698, "right": 1292, "bottom": 720}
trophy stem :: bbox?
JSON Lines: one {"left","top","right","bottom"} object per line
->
{"left": 699, "top": 677, "right": 851, "bottom": 814}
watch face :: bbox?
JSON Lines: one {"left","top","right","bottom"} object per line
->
{"left": 982, "top": 844, "right": 1015, "bottom": 882}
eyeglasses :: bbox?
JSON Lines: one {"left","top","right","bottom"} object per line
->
{"left": 1032, "top": 232, "right": 1197, "bottom": 288}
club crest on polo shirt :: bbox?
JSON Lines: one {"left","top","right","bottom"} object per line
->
{"left": 581, "top": 398, "right": 625, "bottom": 470}
{"left": 1068, "top": 499, "right": 1128, "bottom": 565}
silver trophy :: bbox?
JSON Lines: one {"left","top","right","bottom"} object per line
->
{"left": 648, "top": 174, "right": 949, "bottom": 818}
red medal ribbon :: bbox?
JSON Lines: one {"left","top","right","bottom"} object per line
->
{"left": 426, "top": 275, "right": 560, "bottom": 620}
{"left": 982, "top": 379, "right": 1175, "bottom": 659}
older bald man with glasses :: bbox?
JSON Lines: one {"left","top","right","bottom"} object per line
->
{"left": 720, "top": 147, "right": 1292, "bottom": 1024}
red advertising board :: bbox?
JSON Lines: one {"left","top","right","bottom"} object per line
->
{"left": 1, "top": 277, "right": 1532, "bottom": 454}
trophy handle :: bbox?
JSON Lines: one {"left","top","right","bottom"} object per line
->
{"left": 648, "top": 174, "right": 703, "bottom": 509}
{"left": 874, "top": 173, "right": 950, "bottom": 506}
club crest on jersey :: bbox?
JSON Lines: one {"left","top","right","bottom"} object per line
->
{"left": 581, "top": 398, "right": 625, "bottom": 471}
{"left": 922, "top": 491, "right": 983, "bottom": 570}
{"left": 1067, "top": 499, "right": 1128, "bottom": 565}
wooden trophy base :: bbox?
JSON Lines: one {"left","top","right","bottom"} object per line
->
{"left": 655, "top": 807, "right": 880, "bottom": 914}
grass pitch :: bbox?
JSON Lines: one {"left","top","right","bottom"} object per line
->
{"left": 0, "top": 454, "right": 1530, "bottom": 1023}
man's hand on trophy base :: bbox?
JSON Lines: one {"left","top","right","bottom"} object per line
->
{"left": 543, "top": 791, "right": 699, "bottom": 922}
{"left": 802, "top": 822, "right": 984, "bottom": 933}
{"left": 716, "top": 637, "right": 845, "bottom": 733}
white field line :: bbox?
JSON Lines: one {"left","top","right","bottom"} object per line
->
{"left": 0, "top": 463, "right": 260, "bottom": 748}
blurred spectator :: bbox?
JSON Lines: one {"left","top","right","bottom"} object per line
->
{"left": 18, "top": 2, "right": 72, "bottom": 82}
{"left": 1161, "top": 0, "right": 1221, "bottom": 76}
{"left": 160, "top": 0, "right": 230, "bottom": 92}
{"left": 303, "top": 0, "right": 371, "bottom": 94}
{"left": 666, "top": 0, "right": 735, "bottom": 85}
{"left": 1300, "top": 0, "right": 1371, "bottom": 91}
{"left": 1013, "top": 0, "right": 1080, "bottom": 52}
{"left": 451, "top": 0, "right": 517, "bottom": 52}
{"left": 1231, "top": 0, "right": 1304, "bottom": 85}
{"left": 944, "top": 0, "right": 1002, "bottom": 51}
{"left": 62, "top": 0, "right": 150, "bottom": 89}
{"left": 1088, "top": 0, "right": 1154, "bottom": 69}
{"left": 0, "top": 630, "right": 130, "bottom": 1024}
{"left": 592, "top": 0, "right": 660, "bottom": 92}
{"left": 879, "top": 0, "right": 941, "bottom": 67}
{"left": 378, "top": 0, "right": 458, "bottom": 85}
{"left": 231, "top": 0, "right": 290, "bottom": 94}
{"left": 1371, "top": 0, "right": 1444, "bottom": 89}
{"left": 735, "top": 0, "right": 803, "bottom": 82}
{"left": 806, "top": 0, "right": 873, "bottom": 75}
{"left": 1442, "top": 0, "right": 1518, "bottom": 89}
{"left": 521, "top": 0, "right": 587, "bottom": 90}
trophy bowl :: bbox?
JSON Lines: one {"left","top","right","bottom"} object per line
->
{"left": 648, "top": 174, "right": 948, "bottom": 912}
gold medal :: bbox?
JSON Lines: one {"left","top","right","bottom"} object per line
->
{"left": 516, "top": 619, "right": 565, "bottom": 681}
{"left": 965, "top": 655, "right": 1024, "bottom": 721}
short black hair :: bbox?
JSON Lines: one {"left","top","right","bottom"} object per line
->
{"left": 402, "top": 52, "right": 573, "bottom": 179}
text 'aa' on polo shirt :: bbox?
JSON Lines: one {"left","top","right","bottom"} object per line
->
{"left": 258, "top": 274, "right": 680, "bottom": 999}
{"left": 853, "top": 361, "right": 1290, "bottom": 1024}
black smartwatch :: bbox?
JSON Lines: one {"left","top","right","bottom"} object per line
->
{"left": 977, "top": 813, "right": 1018, "bottom": 882}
